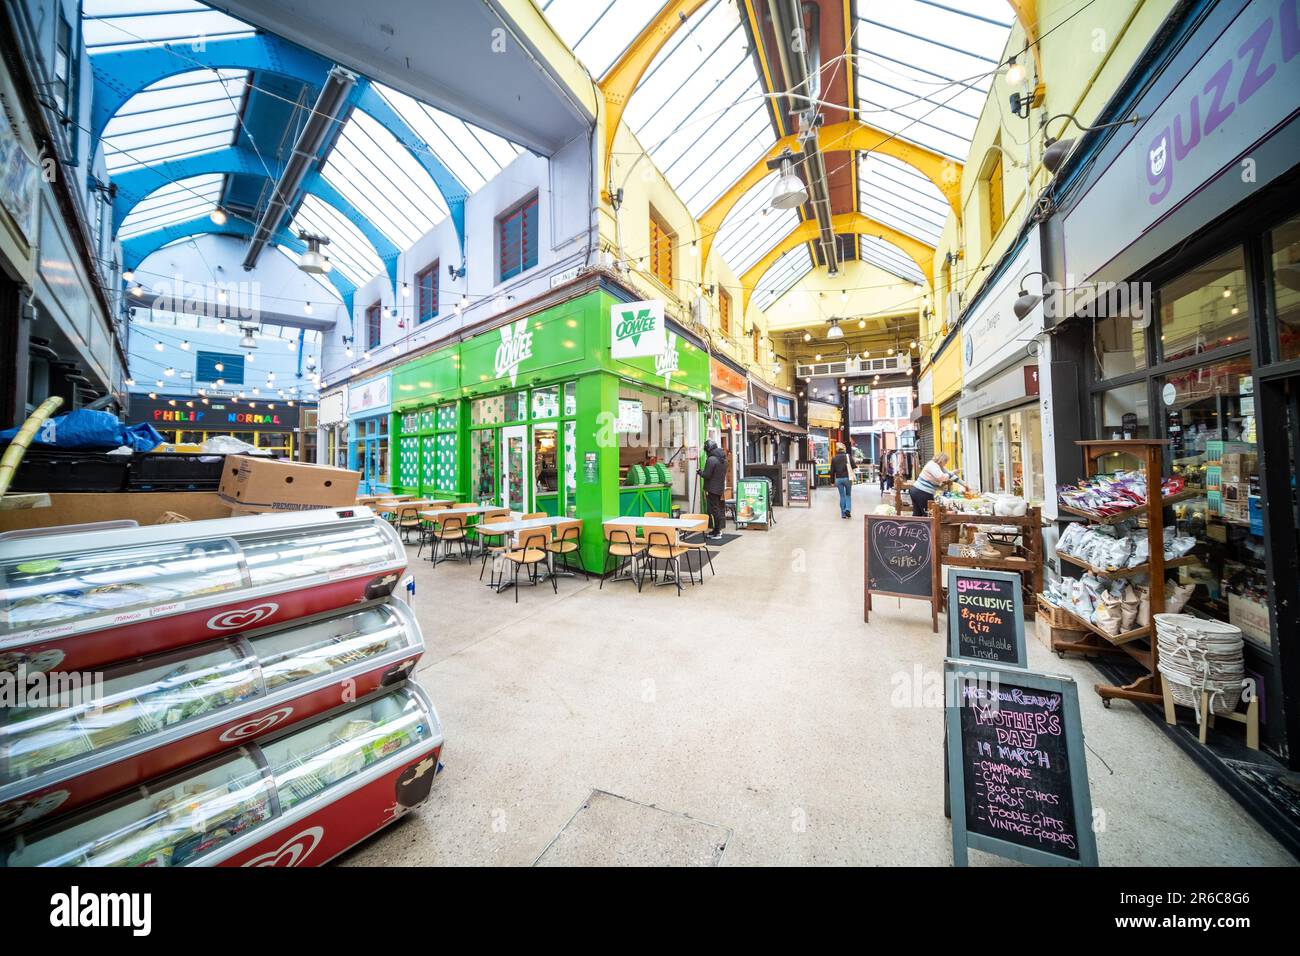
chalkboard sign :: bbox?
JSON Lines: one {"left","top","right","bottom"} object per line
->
{"left": 864, "top": 513, "right": 938, "bottom": 632}
{"left": 947, "top": 567, "right": 1027, "bottom": 668}
{"left": 786, "top": 467, "right": 811, "bottom": 507}
{"left": 945, "top": 661, "right": 1098, "bottom": 866}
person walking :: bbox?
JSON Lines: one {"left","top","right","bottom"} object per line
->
{"left": 880, "top": 451, "right": 895, "bottom": 492}
{"left": 911, "top": 452, "right": 956, "bottom": 517}
{"left": 701, "top": 439, "right": 727, "bottom": 539}
{"left": 831, "top": 442, "right": 854, "bottom": 519}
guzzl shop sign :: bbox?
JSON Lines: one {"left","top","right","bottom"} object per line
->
{"left": 1063, "top": 0, "right": 1300, "bottom": 281}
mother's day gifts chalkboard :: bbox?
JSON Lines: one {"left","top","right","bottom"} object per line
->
{"left": 864, "top": 513, "right": 938, "bottom": 632}
{"left": 947, "top": 567, "right": 1027, "bottom": 668}
{"left": 944, "top": 660, "right": 1098, "bottom": 867}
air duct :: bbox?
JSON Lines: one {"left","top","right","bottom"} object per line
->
{"left": 241, "top": 66, "right": 357, "bottom": 271}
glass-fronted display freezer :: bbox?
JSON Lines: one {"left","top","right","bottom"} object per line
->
{"left": 3, "top": 685, "right": 442, "bottom": 867}
{"left": 0, "top": 507, "right": 405, "bottom": 674}
{"left": 0, "top": 601, "right": 423, "bottom": 832}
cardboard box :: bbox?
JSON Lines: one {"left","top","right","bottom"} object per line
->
{"left": 0, "top": 492, "right": 232, "bottom": 533}
{"left": 218, "top": 455, "right": 359, "bottom": 515}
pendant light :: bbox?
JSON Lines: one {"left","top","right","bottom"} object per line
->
{"left": 770, "top": 155, "right": 808, "bottom": 210}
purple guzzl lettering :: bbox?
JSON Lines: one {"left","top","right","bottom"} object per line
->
{"left": 1237, "top": 17, "right": 1276, "bottom": 103}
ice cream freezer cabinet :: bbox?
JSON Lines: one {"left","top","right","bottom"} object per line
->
{"left": 0, "top": 507, "right": 407, "bottom": 674}
{"left": 0, "top": 600, "right": 424, "bottom": 832}
{"left": 2, "top": 684, "right": 443, "bottom": 867}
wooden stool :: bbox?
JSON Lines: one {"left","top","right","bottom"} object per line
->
{"left": 1161, "top": 681, "right": 1260, "bottom": 750}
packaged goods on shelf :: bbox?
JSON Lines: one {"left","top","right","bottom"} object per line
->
{"left": 1056, "top": 522, "right": 1197, "bottom": 570}
{"left": 1057, "top": 471, "right": 1187, "bottom": 518}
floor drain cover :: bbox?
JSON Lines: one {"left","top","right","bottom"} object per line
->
{"left": 534, "top": 790, "right": 731, "bottom": 867}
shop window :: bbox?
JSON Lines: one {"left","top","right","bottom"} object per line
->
{"left": 1157, "top": 247, "right": 1250, "bottom": 363}
{"left": 471, "top": 429, "right": 496, "bottom": 502}
{"left": 532, "top": 385, "right": 560, "bottom": 420}
{"left": 471, "top": 395, "right": 506, "bottom": 426}
{"left": 503, "top": 390, "right": 527, "bottom": 422}
{"left": 564, "top": 420, "right": 577, "bottom": 516}
{"left": 366, "top": 302, "right": 382, "bottom": 350}
{"left": 563, "top": 381, "right": 577, "bottom": 416}
{"left": 1268, "top": 214, "right": 1300, "bottom": 361}
{"left": 415, "top": 262, "right": 438, "bottom": 323}
{"left": 534, "top": 427, "right": 558, "bottom": 496}
{"left": 498, "top": 193, "right": 539, "bottom": 282}
{"left": 1093, "top": 311, "right": 1147, "bottom": 378}
{"left": 982, "top": 143, "right": 1004, "bottom": 243}
{"left": 719, "top": 289, "right": 732, "bottom": 336}
{"left": 1160, "top": 356, "right": 1260, "bottom": 629}
{"left": 649, "top": 212, "right": 674, "bottom": 289}
{"left": 977, "top": 406, "right": 1043, "bottom": 502}
{"left": 52, "top": 15, "right": 74, "bottom": 118}
{"left": 196, "top": 351, "right": 243, "bottom": 385}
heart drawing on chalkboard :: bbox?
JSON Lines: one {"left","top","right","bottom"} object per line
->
{"left": 872, "top": 521, "right": 929, "bottom": 584}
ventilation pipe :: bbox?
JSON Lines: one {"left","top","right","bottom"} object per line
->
{"left": 241, "top": 66, "right": 357, "bottom": 271}
{"left": 767, "top": 0, "right": 838, "bottom": 274}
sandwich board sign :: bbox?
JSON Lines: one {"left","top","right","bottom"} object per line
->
{"left": 611, "top": 299, "right": 666, "bottom": 359}
{"left": 863, "top": 513, "right": 938, "bottom": 632}
{"left": 944, "top": 660, "right": 1098, "bottom": 867}
{"left": 946, "top": 567, "right": 1027, "bottom": 669}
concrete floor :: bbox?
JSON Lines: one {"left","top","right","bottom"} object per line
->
{"left": 340, "top": 482, "right": 1295, "bottom": 866}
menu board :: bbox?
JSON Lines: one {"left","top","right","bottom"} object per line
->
{"left": 947, "top": 568, "right": 1026, "bottom": 668}
{"left": 864, "top": 514, "right": 938, "bottom": 632}
{"left": 735, "top": 478, "right": 769, "bottom": 527}
{"left": 945, "top": 661, "right": 1097, "bottom": 866}
{"left": 786, "top": 467, "right": 811, "bottom": 507}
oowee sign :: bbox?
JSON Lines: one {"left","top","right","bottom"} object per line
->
{"left": 611, "top": 300, "right": 666, "bottom": 359}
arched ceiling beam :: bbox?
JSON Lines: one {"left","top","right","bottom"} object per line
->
{"left": 740, "top": 212, "right": 934, "bottom": 314}
{"left": 597, "top": 0, "right": 712, "bottom": 191}
{"left": 699, "top": 120, "right": 961, "bottom": 268}
{"left": 113, "top": 146, "right": 401, "bottom": 293}
{"left": 121, "top": 216, "right": 356, "bottom": 314}
{"left": 92, "top": 36, "right": 470, "bottom": 249}
{"left": 1005, "top": 1, "right": 1043, "bottom": 77}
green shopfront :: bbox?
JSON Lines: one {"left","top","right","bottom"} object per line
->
{"left": 386, "top": 288, "right": 709, "bottom": 571}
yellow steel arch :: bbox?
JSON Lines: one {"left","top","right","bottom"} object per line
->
{"left": 698, "top": 120, "right": 961, "bottom": 267}
{"left": 599, "top": 0, "right": 712, "bottom": 186}
{"left": 740, "top": 212, "right": 935, "bottom": 314}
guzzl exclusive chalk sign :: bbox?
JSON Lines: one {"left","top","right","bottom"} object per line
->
{"left": 863, "top": 513, "right": 938, "bottom": 632}
{"left": 946, "top": 567, "right": 1026, "bottom": 668}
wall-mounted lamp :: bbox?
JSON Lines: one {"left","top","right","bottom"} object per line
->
{"left": 1013, "top": 271, "right": 1051, "bottom": 319}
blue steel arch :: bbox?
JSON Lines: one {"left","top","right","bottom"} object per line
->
{"left": 121, "top": 216, "right": 357, "bottom": 315}
{"left": 93, "top": 34, "right": 469, "bottom": 250}
{"left": 113, "top": 146, "right": 402, "bottom": 292}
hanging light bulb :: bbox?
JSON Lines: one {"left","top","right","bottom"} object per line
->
{"left": 1005, "top": 55, "right": 1025, "bottom": 85}
{"left": 164, "top": 367, "right": 175, "bottom": 376}
{"left": 215, "top": 378, "right": 224, "bottom": 387}
{"left": 154, "top": 341, "right": 164, "bottom": 352}
{"left": 125, "top": 377, "right": 135, "bottom": 386}
{"left": 858, "top": 319, "right": 865, "bottom": 329}
{"left": 840, "top": 290, "right": 848, "bottom": 304}
{"left": 122, "top": 269, "right": 134, "bottom": 282}
{"left": 286, "top": 338, "right": 295, "bottom": 350}
{"left": 217, "top": 288, "right": 228, "bottom": 304}
{"left": 209, "top": 208, "right": 228, "bottom": 226}
{"left": 814, "top": 353, "right": 822, "bottom": 361}
{"left": 214, "top": 362, "right": 224, "bottom": 372}
{"left": 148, "top": 392, "right": 157, "bottom": 399}
{"left": 304, "top": 301, "right": 313, "bottom": 315}
{"left": 155, "top": 379, "right": 163, "bottom": 388}
{"left": 803, "top": 331, "right": 812, "bottom": 342}
{"left": 459, "top": 295, "right": 469, "bottom": 310}
{"left": 909, "top": 340, "right": 917, "bottom": 349}
{"left": 862, "top": 350, "right": 870, "bottom": 358}
{"left": 402, "top": 282, "right": 411, "bottom": 298}
{"left": 345, "top": 346, "right": 354, "bottom": 357}
{"left": 690, "top": 241, "right": 698, "bottom": 258}
{"left": 180, "top": 340, "right": 190, "bottom": 351}
{"left": 131, "top": 284, "right": 145, "bottom": 297}
{"left": 216, "top": 319, "right": 227, "bottom": 332}
{"left": 888, "top": 347, "right": 894, "bottom": 355}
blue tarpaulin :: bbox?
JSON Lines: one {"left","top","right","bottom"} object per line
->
{"left": 0, "top": 410, "right": 164, "bottom": 452}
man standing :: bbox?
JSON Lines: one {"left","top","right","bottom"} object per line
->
{"left": 701, "top": 439, "right": 727, "bottom": 539}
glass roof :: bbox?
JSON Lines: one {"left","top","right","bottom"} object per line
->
{"left": 753, "top": 246, "right": 813, "bottom": 313}
{"left": 376, "top": 85, "right": 523, "bottom": 193}
{"left": 860, "top": 235, "right": 924, "bottom": 284}
{"left": 90, "top": 2, "right": 525, "bottom": 289}
{"left": 713, "top": 173, "right": 801, "bottom": 280}
{"left": 320, "top": 108, "right": 447, "bottom": 249}
{"left": 101, "top": 70, "right": 246, "bottom": 173}
{"left": 84, "top": 0, "right": 254, "bottom": 52}
{"left": 119, "top": 174, "right": 224, "bottom": 238}
{"left": 858, "top": 154, "right": 948, "bottom": 246}
{"left": 852, "top": 0, "right": 1012, "bottom": 161}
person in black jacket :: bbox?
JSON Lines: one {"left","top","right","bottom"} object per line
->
{"left": 701, "top": 440, "right": 727, "bottom": 539}
{"left": 830, "top": 442, "right": 854, "bottom": 518}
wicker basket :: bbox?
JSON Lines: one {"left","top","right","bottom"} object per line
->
{"left": 1155, "top": 613, "right": 1245, "bottom": 717}
{"left": 1038, "top": 593, "right": 1084, "bottom": 630}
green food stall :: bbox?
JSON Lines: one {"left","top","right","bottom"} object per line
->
{"left": 386, "top": 287, "right": 709, "bottom": 572}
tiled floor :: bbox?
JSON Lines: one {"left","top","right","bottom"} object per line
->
{"left": 339, "top": 483, "right": 1296, "bottom": 866}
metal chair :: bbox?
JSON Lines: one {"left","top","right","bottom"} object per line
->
{"left": 415, "top": 501, "right": 453, "bottom": 557}
{"left": 426, "top": 513, "right": 469, "bottom": 565}
{"left": 646, "top": 528, "right": 694, "bottom": 595}
{"left": 545, "top": 519, "right": 587, "bottom": 580}
{"left": 600, "top": 524, "right": 645, "bottom": 591}
{"left": 678, "top": 512, "right": 715, "bottom": 580}
{"left": 476, "top": 508, "right": 512, "bottom": 582}
{"left": 502, "top": 529, "right": 555, "bottom": 603}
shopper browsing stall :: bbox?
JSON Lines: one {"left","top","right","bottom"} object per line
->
{"left": 911, "top": 453, "right": 955, "bottom": 517}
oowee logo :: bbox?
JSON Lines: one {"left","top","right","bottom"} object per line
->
{"left": 494, "top": 318, "right": 533, "bottom": 385}
{"left": 610, "top": 299, "right": 665, "bottom": 359}
{"left": 656, "top": 332, "right": 680, "bottom": 387}
{"left": 616, "top": 308, "right": 657, "bottom": 347}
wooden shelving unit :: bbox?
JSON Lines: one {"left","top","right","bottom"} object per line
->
{"left": 933, "top": 504, "right": 1045, "bottom": 618}
{"left": 1052, "top": 440, "right": 1174, "bottom": 713}
{"left": 1055, "top": 552, "right": 1200, "bottom": 580}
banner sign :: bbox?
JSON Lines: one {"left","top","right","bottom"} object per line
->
{"left": 611, "top": 299, "right": 666, "bottom": 359}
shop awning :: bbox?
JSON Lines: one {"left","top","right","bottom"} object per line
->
{"left": 749, "top": 416, "right": 806, "bottom": 437}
